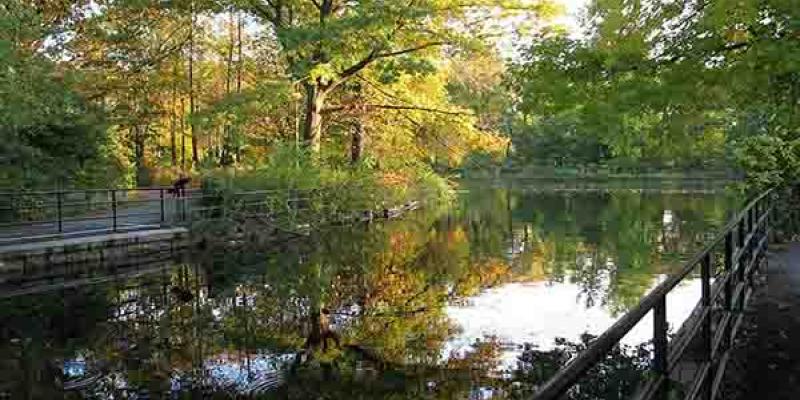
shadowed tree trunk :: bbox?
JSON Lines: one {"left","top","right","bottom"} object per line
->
{"left": 170, "top": 73, "right": 177, "bottom": 166}
{"left": 303, "top": 83, "right": 325, "bottom": 153}
{"left": 351, "top": 121, "right": 364, "bottom": 164}
{"left": 132, "top": 125, "right": 148, "bottom": 186}
{"left": 189, "top": 1, "right": 199, "bottom": 166}
{"left": 180, "top": 96, "right": 186, "bottom": 170}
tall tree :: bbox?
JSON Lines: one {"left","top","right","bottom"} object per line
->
{"left": 510, "top": 0, "right": 800, "bottom": 181}
{"left": 242, "top": 0, "right": 554, "bottom": 153}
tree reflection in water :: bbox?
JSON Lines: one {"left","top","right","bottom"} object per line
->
{"left": 0, "top": 183, "right": 734, "bottom": 399}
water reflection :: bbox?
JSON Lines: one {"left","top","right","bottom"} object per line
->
{"left": 0, "top": 183, "right": 737, "bottom": 399}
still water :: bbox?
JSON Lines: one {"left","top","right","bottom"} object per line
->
{"left": 0, "top": 181, "right": 738, "bottom": 399}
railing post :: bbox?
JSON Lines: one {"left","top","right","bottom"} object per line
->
{"left": 765, "top": 194, "right": 771, "bottom": 258}
{"left": 160, "top": 188, "right": 165, "bottom": 223}
{"left": 56, "top": 191, "right": 63, "bottom": 233}
{"left": 653, "top": 296, "right": 668, "bottom": 399}
{"left": 755, "top": 201, "right": 761, "bottom": 225}
{"left": 724, "top": 232, "right": 733, "bottom": 348}
{"left": 181, "top": 195, "right": 187, "bottom": 223}
{"left": 111, "top": 189, "right": 117, "bottom": 232}
{"left": 701, "top": 253, "right": 713, "bottom": 400}
{"left": 737, "top": 219, "right": 744, "bottom": 249}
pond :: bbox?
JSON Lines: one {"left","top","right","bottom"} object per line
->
{"left": 0, "top": 180, "right": 739, "bottom": 399}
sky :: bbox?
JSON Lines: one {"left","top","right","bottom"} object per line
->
{"left": 554, "top": 0, "right": 590, "bottom": 35}
{"left": 495, "top": 0, "right": 589, "bottom": 59}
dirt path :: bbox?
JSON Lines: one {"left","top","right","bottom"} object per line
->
{"left": 722, "top": 242, "right": 800, "bottom": 399}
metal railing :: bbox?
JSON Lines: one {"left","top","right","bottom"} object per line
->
{"left": 534, "top": 188, "right": 774, "bottom": 400}
{"left": 0, "top": 187, "right": 204, "bottom": 242}
{"left": 0, "top": 186, "right": 424, "bottom": 244}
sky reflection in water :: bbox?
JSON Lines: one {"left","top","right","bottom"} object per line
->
{"left": 0, "top": 182, "right": 738, "bottom": 398}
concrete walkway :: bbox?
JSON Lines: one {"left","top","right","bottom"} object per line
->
{"left": 722, "top": 242, "right": 800, "bottom": 399}
{"left": 0, "top": 192, "right": 193, "bottom": 244}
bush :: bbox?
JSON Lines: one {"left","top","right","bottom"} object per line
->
{"left": 733, "top": 135, "right": 800, "bottom": 189}
{"left": 201, "top": 144, "right": 454, "bottom": 224}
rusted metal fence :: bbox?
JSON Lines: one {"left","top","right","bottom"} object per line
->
{"left": 534, "top": 188, "right": 774, "bottom": 400}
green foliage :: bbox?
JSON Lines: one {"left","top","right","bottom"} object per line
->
{"left": 0, "top": 0, "right": 526, "bottom": 193}
{"left": 732, "top": 135, "right": 800, "bottom": 189}
{"left": 508, "top": 0, "right": 800, "bottom": 185}
{"left": 202, "top": 143, "right": 454, "bottom": 222}
{"left": 0, "top": 2, "right": 126, "bottom": 189}
{"left": 0, "top": 185, "right": 736, "bottom": 398}
{"left": 512, "top": 335, "right": 651, "bottom": 400}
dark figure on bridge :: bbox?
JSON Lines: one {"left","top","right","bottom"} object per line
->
{"left": 168, "top": 176, "right": 191, "bottom": 198}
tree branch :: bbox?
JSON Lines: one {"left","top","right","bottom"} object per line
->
{"left": 249, "top": 0, "right": 279, "bottom": 26}
{"left": 375, "top": 41, "right": 447, "bottom": 59}
{"left": 329, "top": 41, "right": 448, "bottom": 91}
{"left": 323, "top": 103, "right": 473, "bottom": 116}
{"left": 335, "top": 49, "right": 380, "bottom": 82}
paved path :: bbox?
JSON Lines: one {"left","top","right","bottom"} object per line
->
{"left": 0, "top": 191, "right": 194, "bottom": 243}
{"left": 723, "top": 242, "right": 800, "bottom": 399}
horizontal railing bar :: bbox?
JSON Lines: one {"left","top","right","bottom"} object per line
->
{"left": 710, "top": 272, "right": 731, "bottom": 304}
{"left": 0, "top": 187, "right": 177, "bottom": 196}
{"left": 668, "top": 304, "right": 709, "bottom": 371}
{"left": 745, "top": 237, "right": 768, "bottom": 276}
{"left": 2, "top": 197, "right": 213, "bottom": 210}
{"left": 711, "top": 349, "right": 733, "bottom": 399}
{"left": 731, "top": 282, "right": 747, "bottom": 309}
{"left": 632, "top": 375, "right": 666, "bottom": 400}
{"left": 0, "top": 220, "right": 58, "bottom": 228}
{"left": 685, "top": 361, "right": 711, "bottom": 400}
{"left": 732, "top": 211, "right": 770, "bottom": 264}
{"left": 711, "top": 312, "right": 732, "bottom": 360}
{"left": 60, "top": 214, "right": 118, "bottom": 223}
{"left": 730, "top": 307, "right": 748, "bottom": 347}
{"left": 114, "top": 211, "right": 163, "bottom": 219}
{"left": 113, "top": 199, "right": 167, "bottom": 206}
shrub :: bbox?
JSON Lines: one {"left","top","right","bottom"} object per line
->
{"left": 201, "top": 144, "right": 454, "bottom": 225}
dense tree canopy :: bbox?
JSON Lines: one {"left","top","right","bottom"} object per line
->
{"left": 509, "top": 0, "right": 800, "bottom": 184}
{"left": 2, "top": 0, "right": 797, "bottom": 189}
{"left": 0, "top": 0, "right": 559, "bottom": 190}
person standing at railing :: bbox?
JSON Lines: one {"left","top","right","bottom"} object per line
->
{"left": 168, "top": 176, "right": 191, "bottom": 198}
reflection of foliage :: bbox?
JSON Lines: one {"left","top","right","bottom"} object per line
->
{"left": 258, "top": 334, "right": 650, "bottom": 400}
{"left": 0, "top": 185, "right": 736, "bottom": 398}
{"left": 510, "top": 334, "right": 651, "bottom": 400}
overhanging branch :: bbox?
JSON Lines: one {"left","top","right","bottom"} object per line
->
{"left": 323, "top": 103, "right": 474, "bottom": 116}
{"left": 331, "top": 41, "right": 450, "bottom": 90}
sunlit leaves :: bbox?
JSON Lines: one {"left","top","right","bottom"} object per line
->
{"left": 509, "top": 0, "right": 800, "bottom": 179}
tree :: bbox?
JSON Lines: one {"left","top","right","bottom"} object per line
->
{"left": 241, "top": 0, "right": 554, "bottom": 153}
{"left": 0, "top": 1, "right": 125, "bottom": 189}
{"left": 509, "top": 0, "right": 800, "bottom": 181}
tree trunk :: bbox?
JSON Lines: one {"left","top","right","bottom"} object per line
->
{"left": 305, "top": 303, "right": 339, "bottom": 351}
{"left": 236, "top": 12, "right": 242, "bottom": 93}
{"left": 180, "top": 96, "right": 186, "bottom": 170}
{"left": 302, "top": 83, "right": 325, "bottom": 153}
{"left": 234, "top": 13, "right": 243, "bottom": 164}
{"left": 170, "top": 75, "right": 177, "bottom": 166}
{"left": 220, "top": 10, "right": 235, "bottom": 167}
{"left": 351, "top": 121, "right": 364, "bottom": 164}
{"left": 132, "top": 125, "right": 147, "bottom": 186}
{"left": 189, "top": 1, "right": 199, "bottom": 166}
